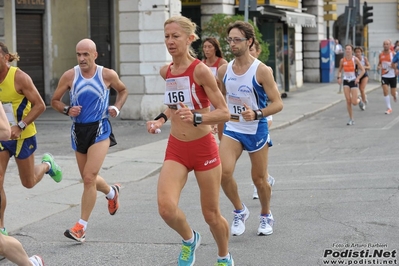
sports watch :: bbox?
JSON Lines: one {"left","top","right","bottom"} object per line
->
{"left": 193, "top": 112, "right": 202, "bottom": 127}
{"left": 17, "top": 121, "right": 26, "bottom": 131}
{"left": 63, "top": 106, "right": 71, "bottom": 116}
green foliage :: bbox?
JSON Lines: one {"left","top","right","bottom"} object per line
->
{"left": 201, "top": 14, "right": 269, "bottom": 63}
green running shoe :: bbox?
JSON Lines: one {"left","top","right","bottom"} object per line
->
{"left": 42, "top": 153, "right": 62, "bottom": 182}
{"left": 0, "top": 227, "right": 8, "bottom": 236}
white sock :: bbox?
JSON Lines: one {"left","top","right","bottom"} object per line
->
{"left": 385, "top": 95, "right": 391, "bottom": 109}
{"left": 43, "top": 161, "right": 51, "bottom": 173}
{"left": 78, "top": 219, "right": 88, "bottom": 231}
{"left": 218, "top": 253, "right": 231, "bottom": 261}
{"left": 106, "top": 186, "right": 115, "bottom": 199}
{"left": 183, "top": 230, "right": 195, "bottom": 244}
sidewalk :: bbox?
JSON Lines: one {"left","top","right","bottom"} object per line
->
{"left": 271, "top": 81, "right": 380, "bottom": 130}
{"left": 5, "top": 81, "right": 381, "bottom": 233}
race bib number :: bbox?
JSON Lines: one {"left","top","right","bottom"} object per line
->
{"left": 343, "top": 71, "right": 356, "bottom": 81}
{"left": 227, "top": 95, "right": 251, "bottom": 122}
{"left": 164, "top": 77, "right": 194, "bottom": 109}
{"left": 382, "top": 62, "right": 391, "bottom": 70}
{"left": 2, "top": 103, "right": 16, "bottom": 126}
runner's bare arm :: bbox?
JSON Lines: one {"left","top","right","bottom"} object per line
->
{"left": 14, "top": 70, "right": 46, "bottom": 125}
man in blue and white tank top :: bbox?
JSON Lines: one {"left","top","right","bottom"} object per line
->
{"left": 51, "top": 38, "right": 128, "bottom": 242}
{"left": 217, "top": 21, "right": 283, "bottom": 237}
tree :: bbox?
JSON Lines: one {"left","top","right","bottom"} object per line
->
{"left": 201, "top": 14, "right": 269, "bottom": 63}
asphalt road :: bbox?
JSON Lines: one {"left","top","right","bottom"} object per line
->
{"left": 1, "top": 87, "right": 398, "bottom": 265}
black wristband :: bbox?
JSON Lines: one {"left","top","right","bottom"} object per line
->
{"left": 154, "top": 112, "right": 168, "bottom": 123}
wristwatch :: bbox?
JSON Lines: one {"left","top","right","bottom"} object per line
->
{"left": 193, "top": 112, "right": 202, "bottom": 127}
{"left": 17, "top": 121, "right": 26, "bottom": 131}
{"left": 63, "top": 106, "right": 71, "bottom": 116}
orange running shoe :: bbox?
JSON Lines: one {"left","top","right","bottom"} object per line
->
{"left": 385, "top": 108, "right": 392, "bottom": 114}
{"left": 107, "top": 184, "right": 120, "bottom": 215}
{"left": 64, "top": 222, "right": 85, "bottom": 242}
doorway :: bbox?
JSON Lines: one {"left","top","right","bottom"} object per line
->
{"left": 181, "top": 5, "right": 202, "bottom": 56}
{"left": 90, "top": 0, "right": 114, "bottom": 100}
{"left": 16, "top": 13, "right": 45, "bottom": 99}
{"left": 90, "top": 0, "right": 112, "bottom": 69}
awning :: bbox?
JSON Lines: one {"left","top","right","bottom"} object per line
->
{"left": 258, "top": 6, "right": 317, "bottom": 28}
{"left": 280, "top": 10, "right": 316, "bottom": 28}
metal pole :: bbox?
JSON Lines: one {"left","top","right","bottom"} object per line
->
{"left": 327, "top": 21, "right": 330, "bottom": 40}
{"left": 341, "top": 6, "right": 353, "bottom": 93}
{"left": 244, "top": 0, "right": 249, "bottom": 22}
{"left": 352, "top": 3, "right": 356, "bottom": 45}
{"left": 345, "top": 7, "right": 351, "bottom": 45}
{"left": 363, "top": 25, "right": 368, "bottom": 58}
{"left": 352, "top": 0, "right": 357, "bottom": 45}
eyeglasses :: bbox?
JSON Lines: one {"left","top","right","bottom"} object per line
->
{"left": 226, "top": 37, "right": 247, "bottom": 44}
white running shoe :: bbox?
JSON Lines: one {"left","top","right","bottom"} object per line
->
{"left": 29, "top": 255, "right": 44, "bottom": 266}
{"left": 257, "top": 213, "right": 274, "bottom": 236}
{"left": 253, "top": 175, "right": 275, "bottom": 199}
{"left": 231, "top": 204, "right": 250, "bottom": 236}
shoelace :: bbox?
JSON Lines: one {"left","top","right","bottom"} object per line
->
{"left": 180, "top": 244, "right": 192, "bottom": 261}
{"left": 72, "top": 224, "right": 84, "bottom": 236}
{"left": 260, "top": 216, "right": 268, "bottom": 228}
{"left": 260, "top": 216, "right": 274, "bottom": 228}
{"left": 215, "top": 257, "right": 231, "bottom": 266}
{"left": 232, "top": 212, "right": 244, "bottom": 226}
{"left": 108, "top": 196, "right": 116, "bottom": 207}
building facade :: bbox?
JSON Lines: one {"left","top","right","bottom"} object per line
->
{"left": 1, "top": 0, "right": 397, "bottom": 120}
{"left": 330, "top": 0, "right": 399, "bottom": 80}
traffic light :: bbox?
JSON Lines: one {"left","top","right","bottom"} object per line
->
{"left": 362, "top": 1, "right": 373, "bottom": 25}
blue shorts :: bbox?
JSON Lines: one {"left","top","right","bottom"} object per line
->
{"left": 223, "top": 124, "right": 272, "bottom": 153}
{"left": 71, "top": 119, "right": 117, "bottom": 154}
{"left": 0, "top": 135, "right": 37, "bottom": 159}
